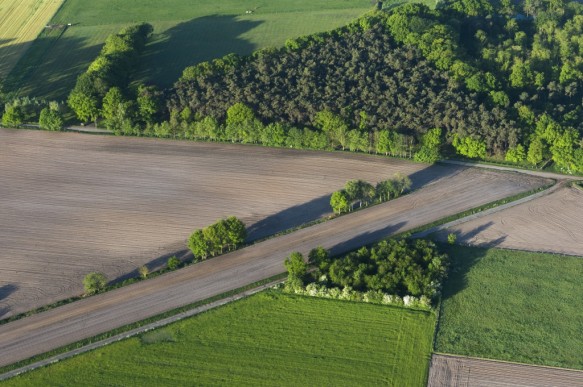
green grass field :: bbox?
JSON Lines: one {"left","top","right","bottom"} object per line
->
{"left": 6, "top": 291, "right": 435, "bottom": 386}
{"left": 435, "top": 245, "right": 583, "bottom": 370}
{"left": 6, "top": 0, "right": 375, "bottom": 100}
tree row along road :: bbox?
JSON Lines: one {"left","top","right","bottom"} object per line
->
{"left": 0, "top": 165, "right": 548, "bottom": 368}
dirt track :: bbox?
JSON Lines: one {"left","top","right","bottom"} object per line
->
{"left": 0, "top": 130, "right": 547, "bottom": 367}
{"left": 437, "top": 185, "right": 583, "bottom": 256}
{"left": 428, "top": 354, "right": 583, "bottom": 387}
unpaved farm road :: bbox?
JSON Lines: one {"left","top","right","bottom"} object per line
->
{"left": 0, "top": 164, "right": 547, "bottom": 367}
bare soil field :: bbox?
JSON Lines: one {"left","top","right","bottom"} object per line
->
{"left": 437, "top": 185, "right": 583, "bottom": 256}
{"left": 1, "top": 128, "right": 434, "bottom": 317}
{"left": 0, "top": 0, "right": 64, "bottom": 77}
{"left": 428, "top": 354, "right": 583, "bottom": 387}
{"left": 0, "top": 133, "right": 548, "bottom": 367}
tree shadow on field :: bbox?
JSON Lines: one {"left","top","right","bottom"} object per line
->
{"left": 135, "top": 15, "right": 262, "bottom": 88}
{"left": 436, "top": 223, "right": 507, "bottom": 300}
{"left": 247, "top": 194, "right": 332, "bottom": 242}
{"left": 0, "top": 284, "right": 18, "bottom": 301}
{"left": 0, "top": 284, "right": 18, "bottom": 320}
{"left": 328, "top": 221, "right": 408, "bottom": 257}
{"left": 2, "top": 27, "right": 104, "bottom": 100}
{"left": 407, "top": 162, "right": 468, "bottom": 191}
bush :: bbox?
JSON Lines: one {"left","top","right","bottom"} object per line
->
{"left": 447, "top": 233, "right": 457, "bottom": 245}
{"left": 83, "top": 272, "right": 107, "bottom": 295}
{"left": 167, "top": 256, "right": 181, "bottom": 270}
{"left": 38, "top": 107, "right": 64, "bottom": 131}
{"left": 140, "top": 329, "right": 176, "bottom": 345}
{"left": 139, "top": 265, "right": 149, "bottom": 278}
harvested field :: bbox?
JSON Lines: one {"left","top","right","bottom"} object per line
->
{"left": 1, "top": 128, "right": 433, "bottom": 317}
{"left": 428, "top": 354, "right": 583, "bottom": 387}
{"left": 0, "top": 0, "right": 64, "bottom": 77}
{"left": 438, "top": 185, "right": 583, "bottom": 256}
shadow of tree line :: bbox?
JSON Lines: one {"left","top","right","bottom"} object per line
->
{"left": 2, "top": 15, "right": 263, "bottom": 101}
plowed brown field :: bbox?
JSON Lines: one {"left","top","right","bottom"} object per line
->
{"left": 428, "top": 354, "right": 583, "bottom": 387}
{"left": 0, "top": 130, "right": 551, "bottom": 320}
{"left": 0, "top": 129, "right": 549, "bottom": 367}
{"left": 1, "top": 128, "right": 434, "bottom": 317}
{"left": 438, "top": 185, "right": 583, "bottom": 256}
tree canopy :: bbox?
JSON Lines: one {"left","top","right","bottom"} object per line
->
{"left": 188, "top": 217, "right": 247, "bottom": 261}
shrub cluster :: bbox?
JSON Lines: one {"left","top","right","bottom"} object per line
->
{"left": 283, "top": 239, "right": 448, "bottom": 308}
{"left": 187, "top": 217, "right": 247, "bottom": 261}
{"left": 330, "top": 173, "right": 412, "bottom": 214}
{"left": 284, "top": 282, "right": 431, "bottom": 310}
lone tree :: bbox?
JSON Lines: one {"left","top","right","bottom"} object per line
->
{"left": 38, "top": 104, "right": 64, "bottom": 131}
{"left": 83, "top": 272, "right": 107, "bottom": 295}
{"left": 330, "top": 190, "right": 350, "bottom": 214}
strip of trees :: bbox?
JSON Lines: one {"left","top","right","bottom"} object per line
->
{"left": 330, "top": 173, "right": 412, "bottom": 214}
{"left": 187, "top": 217, "right": 247, "bottom": 261}
{"left": 3, "top": 0, "right": 583, "bottom": 173}
{"left": 67, "top": 23, "right": 154, "bottom": 131}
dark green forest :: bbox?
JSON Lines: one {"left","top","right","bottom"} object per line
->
{"left": 2, "top": 0, "right": 582, "bottom": 172}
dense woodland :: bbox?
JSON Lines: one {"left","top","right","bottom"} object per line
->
{"left": 2, "top": 0, "right": 582, "bottom": 171}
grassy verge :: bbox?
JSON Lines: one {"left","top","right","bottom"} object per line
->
{"left": 4, "top": 291, "right": 435, "bottom": 386}
{"left": 435, "top": 245, "right": 583, "bottom": 370}
{"left": 0, "top": 273, "right": 286, "bottom": 375}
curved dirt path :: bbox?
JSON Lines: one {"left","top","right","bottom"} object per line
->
{"left": 0, "top": 165, "right": 547, "bottom": 368}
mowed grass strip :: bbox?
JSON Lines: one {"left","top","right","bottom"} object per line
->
{"left": 435, "top": 245, "right": 583, "bottom": 370}
{"left": 8, "top": 0, "right": 372, "bottom": 99}
{"left": 5, "top": 291, "right": 435, "bottom": 386}
{"left": 0, "top": 0, "right": 64, "bottom": 77}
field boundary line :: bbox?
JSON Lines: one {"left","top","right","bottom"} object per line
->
{"left": 431, "top": 352, "right": 583, "bottom": 374}
{"left": 0, "top": 278, "right": 284, "bottom": 382}
{"left": 413, "top": 181, "right": 561, "bottom": 239}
